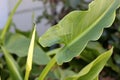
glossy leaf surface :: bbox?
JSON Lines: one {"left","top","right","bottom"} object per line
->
{"left": 39, "top": 0, "right": 120, "bottom": 64}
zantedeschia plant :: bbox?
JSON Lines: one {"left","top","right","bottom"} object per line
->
{"left": 0, "top": 0, "right": 120, "bottom": 80}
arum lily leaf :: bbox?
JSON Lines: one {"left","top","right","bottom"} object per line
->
{"left": 65, "top": 48, "right": 113, "bottom": 80}
{"left": 39, "top": 0, "right": 120, "bottom": 64}
{"left": 5, "top": 33, "right": 30, "bottom": 57}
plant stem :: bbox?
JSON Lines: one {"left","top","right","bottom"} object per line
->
{"left": 24, "top": 69, "right": 30, "bottom": 80}
{"left": 0, "top": 0, "right": 22, "bottom": 43}
{"left": 1, "top": 46, "right": 23, "bottom": 80}
{"left": 38, "top": 56, "right": 56, "bottom": 80}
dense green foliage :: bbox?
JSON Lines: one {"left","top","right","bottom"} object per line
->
{"left": 0, "top": 0, "right": 120, "bottom": 80}
{"left": 37, "top": 0, "right": 120, "bottom": 79}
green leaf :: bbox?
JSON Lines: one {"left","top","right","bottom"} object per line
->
{"left": 5, "top": 33, "right": 30, "bottom": 57}
{"left": 5, "top": 33, "right": 50, "bottom": 65}
{"left": 24, "top": 26, "right": 36, "bottom": 80}
{"left": 39, "top": 0, "right": 120, "bottom": 64}
{"left": 65, "top": 48, "right": 113, "bottom": 80}
{"left": 54, "top": 68, "right": 76, "bottom": 80}
{"left": 1, "top": 46, "right": 23, "bottom": 80}
{"left": 93, "top": 76, "right": 98, "bottom": 80}
{"left": 33, "top": 45, "right": 50, "bottom": 65}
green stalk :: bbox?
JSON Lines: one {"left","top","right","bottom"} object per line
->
{"left": 1, "top": 46, "right": 23, "bottom": 80}
{"left": 0, "top": 0, "right": 22, "bottom": 43}
{"left": 38, "top": 56, "right": 56, "bottom": 80}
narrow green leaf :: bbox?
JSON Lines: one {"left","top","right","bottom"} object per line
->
{"left": 93, "top": 76, "right": 98, "bottom": 80}
{"left": 24, "top": 26, "right": 36, "bottom": 80}
{"left": 39, "top": 0, "right": 120, "bottom": 64}
{"left": 1, "top": 46, "right": 23, "bottom": 80}
{"left": 65, "top": 48, "right": 113, "bottom": 80}
{"left": 0, "top": 0, "right": 22, "bottom": 43}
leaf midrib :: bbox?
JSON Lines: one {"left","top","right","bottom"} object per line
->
{"left": 66, "top": 0, "right": 114, "bottom": 47}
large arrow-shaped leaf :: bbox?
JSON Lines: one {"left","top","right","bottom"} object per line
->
{"left": 39, "top": 0, "right": 120, "bottom": 64}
